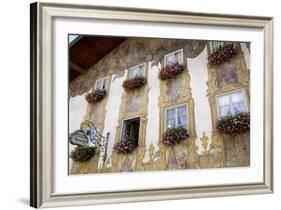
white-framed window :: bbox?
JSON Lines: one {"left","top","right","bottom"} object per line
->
{"left": 121, "top": 117, "right": 140, "bottom": 145}
{"left": 164, "top": 49, "right": 183, "bottom": 66}
{"left": 210, "top": 41, "right": 234, "bottom": 53}
{"left": 128, "top": 63, "right": 145, "bottom": 79}
{"left": 216, "top": 89, "right": 248, "bottom": 118}
{"left": 95, "top": 77, "right": 108, "bottom": 90}
{"left": 165, "top": 104, "right": 187, "bottom": 130}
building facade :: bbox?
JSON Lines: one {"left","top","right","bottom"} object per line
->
{"left": 69, "top": 38, "right": 250, "bottom": 174}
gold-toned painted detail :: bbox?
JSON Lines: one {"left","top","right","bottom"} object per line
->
{"left": 148, "top": 143, "right": 155, "bottom": 162}
{"left": 192, "top": 41, "right": 200, "bottom": 51}
{"left": 71, "top": 42, "right": 251, "bottom": 173}
{"left": 70, "top": 75, "right": 112, "bottom": 174}
{"left": 205, "top": 43, "right": 250, "bottom": 168}
{"left": 200, "top": 132, "right": 209, "bottom": 154}
{"left": 187, "top": 137, "right": 200, "bottom": 168}
{"left": 111, "top": 64, "right": 149, "bottom": 172}
{"left": 158, "top": 51, "right": 199, "bottom": 169}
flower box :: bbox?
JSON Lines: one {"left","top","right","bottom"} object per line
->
{"left": 162, "top": 127, "right": 189, "bottom": 145}
{"left": 159, "top": 63, "right": 184, "bottom": 80}
{"left": 113, "top": 139, "right": 138, "bottom": 154}
{"left": 122, "top": 76, "right": 147, "bottom": 91}
{"left": 70, "top": 146, "right": 96, "bottom": 162}
{"left": 208, "top": 44, "right": 237, "bottom": 66}
{"left": 216, "top": 112, "right": 250, "bottom": 136}
{"left": 85, "top": 89, "right": 106, "bottom": 103}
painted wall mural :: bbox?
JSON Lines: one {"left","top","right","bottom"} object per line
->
{"left": 68, "top": 36, "right": 251, "bottom": 174}
{"left": 126, "top": 95, "right": 142, "bottom": 113}
{"left": 69, "top": 38, "right": 207, "bottom": 97}
{"left": 166, "top": 78, "right": 184, "bottom": 102}
{"left": 216, "top": 63, "right": 238, "bottom": 87}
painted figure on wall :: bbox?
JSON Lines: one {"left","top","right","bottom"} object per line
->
{"left": 215, "top": 63, "right": 238, "bottom": 87}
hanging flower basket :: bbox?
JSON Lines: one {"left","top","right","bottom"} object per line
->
{"left": 162, "top": 127, "right": 189, "bottom": 146}
{"left": 208, "top": 44, "right": 237, "bottom": 66}
{"left": 70, "top": 146, "right": 96, "bottom": 162}
{"left": 122, "top": 76, "right": 147, "bottom": 91}
{"left": 113, "top": 139, "right": 138, "bottom": 154}
{"left": 216, "top": 112, "right": 250, "bottom": 136}
{"left": 159, "top": 63, "right": 184, "bottom": 80}
{"left": 85, "top": 89, "right": 106, "bottom": 103}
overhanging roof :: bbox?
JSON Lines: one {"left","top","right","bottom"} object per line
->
{"left": 69, "top": 35, "right": 126, "bottom": 81}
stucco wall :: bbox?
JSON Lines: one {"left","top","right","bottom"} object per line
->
{"left": 99, "top": 71, "right": 127, "bottom": 168}
{"left": 188, "top": 47, "right": 212, "bottom": 154}
{"left": 68, "top": 38, "right": 250, "bottom": 173}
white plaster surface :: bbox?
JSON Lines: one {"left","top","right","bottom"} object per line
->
{"left": 100, "top": 71, "right": 128, "bottom": 168}
{"left": 188, "top": 47, "right": 213, "bottom": 154}
{"left": 241, "top": 43, "right": 251, "bottom": 70}
{"left": 69, "top": 93, "right": 87, "bottom": 133}
{"left": 143, "top": 62, "right": 161, "bottom": 162}
{"left": 68, "top": 93, "right": 88, "bottom": 169}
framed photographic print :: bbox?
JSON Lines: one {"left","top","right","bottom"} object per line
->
{"left": 30, "top": 2, "right": 273, "bottom": 208}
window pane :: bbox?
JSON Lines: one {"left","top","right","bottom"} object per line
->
{"left": 96, "top": 80, "right": 102, "bottom": 90}
{"left": 121, "top": 123, "right": 129, "bottom": 140}
{"left": 217, "top": 95, "right": 231, "bottom": 117}
{"left": 231, "top": 91, "right": 244, "bottom": 103}
{"left": 166, "top": 108, "right": 176, "bottom": 128}
{"left": 217, "top": 95, "right": 230, "bottom": 106}
{"left": 130, "top": 66, "right": 141, "bottom": 78}
{"left": 219, "top": 105, "right": 232, "bottom": 117}
{"left": 212, "top": 41, "right": 224, "bottom": 51}
{"left": 212, "top": 41, "right": 234, "bottom": 52}
{"left": 139, "top": 65, "right": 144, "bottom": 77}
{"left": 217, "top": 90, "right": 247, "bottom": 117}
{"left": 177, "top": 106, "right": 187, "bottom": 128}
{"left": 103, "top": 78, "right": 108, "bottom": 90}
{"left": 101, "top": 79, "right": 106, "bottom": 90}
{"left": 121, "top": 118, "right": 140, "bottom": 144}
{"left": 231, "top": 91, "right": 246, "bottom": 114}
{"left": 175, "top": 51, "right": 182, "bottom": 64}
{"left": 166, "top": 54, "right": 176, "bottom": 65}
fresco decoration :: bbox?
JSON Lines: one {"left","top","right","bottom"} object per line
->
{"left": 215, "top": 63, "right": 238, "bottom": 87}
{"left": 126, "top": 95, "right": 141, "bottom": 113}
{"left": 224, "top": 134, "right": 250, "bottom": 167}
{"left": 166, "top": 78, "right": 184, "bottom": 102}
{"left": 120, "top": 157, "right": 133, "bottom": 172}
{"left": 167, "top": 150, "right": 177, "bottom": 170}
{"left": 177, "top": 152, "right": 188, "bottom": 169}
{"left": 69, "top": 36, "right": 250, "bottom": 174}
{"left": 70, "top": 38, "right": 207, "bottom": 97}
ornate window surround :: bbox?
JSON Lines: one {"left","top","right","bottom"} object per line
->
{"left": 120, "top": 115, "right": 142, "bottom": 142}
{"left": 209, "top": 41, "right": 235, "bottom": 53}
{"left": 127, "top": 63, "right": 146, "bottom": 79}
{"left": 164, "top": 48, "right": 184, "bottom": 66}
{"left": 94, "top": 76, "right": 109, "bottom": 91}
{"left": 215, "top": 88, "right": 248, "bottom": 119}
{"left": 164, "top": 103, "right": 188, "bottom": 131}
